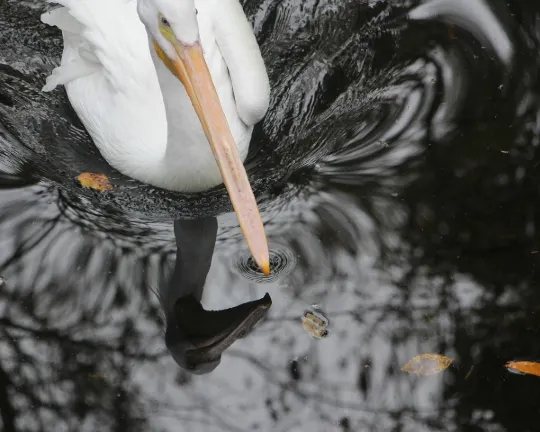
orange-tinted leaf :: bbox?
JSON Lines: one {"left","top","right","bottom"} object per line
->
{"left": 78, "top": 172, "right": 112, "bottom": 192}
{"left": 505, "top": 361, "right": 540, "bottom": 377}
{"left": 401, "top": 353, "right": 453, "bottom": 376}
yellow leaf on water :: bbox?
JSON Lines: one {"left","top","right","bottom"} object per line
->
{"left": 505, "top": 361, "right": 540, "bottom": 377}
{"left": 78, "top": 172, "right": 112, "bottom": 192}
{"left": 401, "top": 353, "right": 453, "bottom": 376}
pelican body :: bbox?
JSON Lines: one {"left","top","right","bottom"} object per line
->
{"left": 41, "top": 0, "right": 271, "bottom": 273}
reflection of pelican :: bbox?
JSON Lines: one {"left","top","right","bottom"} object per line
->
{"left": 163, "top": 218, "right": 271, "bottom": 374}
{"left": 40, "top": 0, "right": 271, "bottom": 274}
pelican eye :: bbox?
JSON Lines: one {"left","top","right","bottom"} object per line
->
{"left": 160, "top": 16, "right": 171, "bottom": 27}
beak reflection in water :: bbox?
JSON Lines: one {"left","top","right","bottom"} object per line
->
{"left": 154, "top": 37, "right": 271, "bottom": 276}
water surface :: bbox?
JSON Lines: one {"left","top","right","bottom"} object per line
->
{"left": 1, "top": 0, "right": 540, "bottom": 431}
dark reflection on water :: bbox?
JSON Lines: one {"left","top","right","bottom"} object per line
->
{"left": 163, "top": 218, "right": 271, "bottom": 375}
{"left": 1, "top": 0, "right": 540, "bottom": 430}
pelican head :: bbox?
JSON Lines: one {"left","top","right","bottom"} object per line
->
{"left": 166, "top": 294, "right": 272, "bottom": 374}
{"left": 137, "top": 0, "right": 270, "bottom": 276}
{"left": 137, "top": 0, "right": 199, "bottom": 52}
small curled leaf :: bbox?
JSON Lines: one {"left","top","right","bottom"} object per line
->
{"left": 401, "top": 353, "right": 453, "bottom": 376}
{"left": 301, "top": 310, "right": 329, "bottom": 340}
{"left": 78, "top": 172, "right": 113, "bottom": 192}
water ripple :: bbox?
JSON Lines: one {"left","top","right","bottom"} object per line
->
{"left": 233, "top": 245, "right": 297, "bottom": 283}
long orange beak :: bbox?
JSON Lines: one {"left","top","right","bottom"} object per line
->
{"left": 154, "top": 40, "right": 270, "bottom": 276}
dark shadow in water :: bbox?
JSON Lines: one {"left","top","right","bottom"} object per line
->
{"left": 0, "top": 164, "right": 39, "bottom": 189}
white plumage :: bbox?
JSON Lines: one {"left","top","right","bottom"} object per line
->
{"left": 41, "top": 0, "right": 270, "bottom": 192}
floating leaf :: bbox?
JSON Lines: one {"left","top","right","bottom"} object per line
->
{"left": 505, "top": 361, "right": 540, "bottom": 377}
{"left": 447, "top": 24, "right": 455, "bottom": 41}
{"left": 401, "top": 353, "right": 453, "bottom": 376}
{"left": 88, "top": 374, "right": 106, "bottom": 381}
{"left": 301, "top": 309, "right": 329, "bottom": 339}
{"left": 77, "top": 172, "right": 113, "bottom": 192}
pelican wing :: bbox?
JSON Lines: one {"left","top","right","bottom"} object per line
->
{"left": 211, "top": 0, "right": 270, "bottom": 127}
{"left": 39, "top": 0, "right": 167, "bottom": 176}
{"left": 41, "top": 0, "right": 157, "bottom": 94}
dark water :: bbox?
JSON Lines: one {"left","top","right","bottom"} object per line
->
{"left": 1, "top": 0, "right": 540, "bottom": 430}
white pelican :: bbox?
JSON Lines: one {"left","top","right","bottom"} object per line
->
{"left": 40, "top": 0, "right": 271, "bottom": 274}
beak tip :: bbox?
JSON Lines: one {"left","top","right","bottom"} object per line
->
{"left": 260, "top": 259, "right": 271, "bottom": 276}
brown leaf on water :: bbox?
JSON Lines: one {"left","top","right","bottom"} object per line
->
{"left": 401, "top": 353, "right": 453, "bottom": 376}
{"left": 88, "top": 374, "right": 106, "bottom": 381}
{"left": 301, "top": 310, "right": 329, "bottom": 340}
{"left": 78, "top": 172, "right": 112, "bottom": 192}
{"left": 447, "top": 24, "right": 455, "bottom": 41}
{"left": 505, "top": 361, "right": 540, "bottom": 377}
